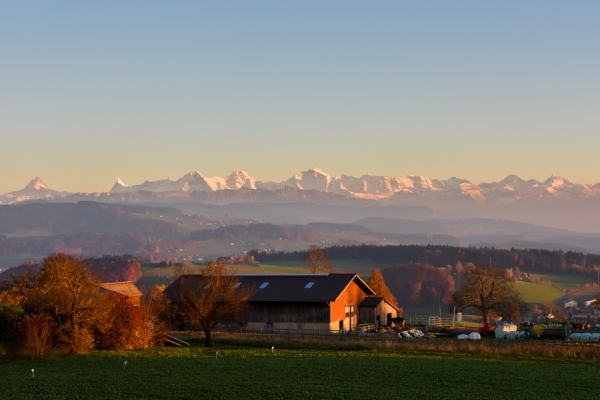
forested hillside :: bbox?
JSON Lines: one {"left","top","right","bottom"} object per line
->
{"left": 0, "top": 202, "right": 177, "bottom": 235}
{"left": 251, "top": 244, "right": 600, "bottom": 278}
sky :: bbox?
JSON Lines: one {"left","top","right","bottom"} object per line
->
{"left": 1, "top": 1, "right": 600, "bottom": 194}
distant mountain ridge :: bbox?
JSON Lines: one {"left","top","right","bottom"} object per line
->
{"left": 6, "top": 169, "right": 600, "bottom": 233}
{"left": 5, "top": 169, "right": 600, "bottom": 203}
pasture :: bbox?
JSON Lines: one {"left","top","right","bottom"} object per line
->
{"left": 1, "top": 341, "right": 598, "bottom": 399}
{"left": 514, "top": 281, "right": 564, "bottom": 303}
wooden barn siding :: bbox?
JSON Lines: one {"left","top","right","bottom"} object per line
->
{"left": 381, "top": 302, "right": 398, "bottom": 322}
{"left": 359, "top": 303, "right": 398, "bottom": 326}
{"left": 330, "top": 280, "right": 369, "bottom": 326}
{"left": 359, "top": 308, "right": 376, "bottom": 324}
{"left": 244, "top": 302, "right": 330, "bottom": 323}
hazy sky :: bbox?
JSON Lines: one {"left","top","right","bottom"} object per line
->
{"left": 2, "top": 1, "right": 599, "bottom": 194}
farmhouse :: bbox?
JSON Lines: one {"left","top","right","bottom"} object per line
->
{"left": 166, "top": 273, "right": 394, "bottom": 332}
{"left": 99, "top": 281, "right": 143, "bottom": 306}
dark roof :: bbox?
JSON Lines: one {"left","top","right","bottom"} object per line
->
{"left": 359, "top": 296, "right": 400, "bottom": 310}
{"left": 359, "top": 296, "right": 386, "bottom": 307}
{"left": 166, "top": 273, "right": 375, "bottom": 303}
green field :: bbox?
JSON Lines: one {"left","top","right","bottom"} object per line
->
{"left": 514, "top": 281, "right": 565, "bottom": 303}
{"left": 527, "top": 272, "right": 596, "bottom": 290}
{"left": 140, "top": 259, "right": 389, "bottom": 279}
{"left": 1, "top": 343, "right": 598, "bottom": 399}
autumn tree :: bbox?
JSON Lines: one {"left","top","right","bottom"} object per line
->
{"left": 26, "top": 253, "right": 107, "bottom": 354}
{"left": 455, "top": 261, "right": 463, "bottom": 275}
{"left": 169, "top": 263, "right": 254, "bottom": 347}
{"left": 301, "top": 245, "right": 333, "bottom": 274}
{"left": 18, "top": 314, "right": 55, "bottom": 359}
{"left": 95, "top": 295, "right": 153, "bottom": 351}
{"left": 368, "top": 269, "right": 399, "bottom": 309}
{"left": 449, "top": 265, "right": 524, "bottom": 325}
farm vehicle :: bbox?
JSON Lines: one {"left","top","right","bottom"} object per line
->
{"left": 522, "top": 321, "right": 571, "bottom": 339}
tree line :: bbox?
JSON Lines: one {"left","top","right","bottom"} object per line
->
{"left": 0, "top": 253, "right": 256, "bottom": 357}
{"left": 0, "top": 254, "right": 169, "bottom": 358}
{"left": 250, "top": 244, "right": 600, "bottom": 278}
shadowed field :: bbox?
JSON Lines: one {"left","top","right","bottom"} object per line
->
{"left": 2, "top": 338, "right": 599, "bottom": 399}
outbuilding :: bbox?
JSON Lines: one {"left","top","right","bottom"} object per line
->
{"left": 358, "top": 296, "right": 400, "bottom": 328}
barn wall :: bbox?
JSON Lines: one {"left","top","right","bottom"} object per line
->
{"left": 359, "top": 302, "right": 398, "bottom": 326}
{"left": 247, "top": 322, "right": 332, "bottom": 332}
{"left": 243, "top": 302, "right": 330, "bottom": 324}
{"left": 381, "top": 302, "right": 398, "bottom": 323}
{"left": 358, "top": 308, "right": 376, "bottom": 324}
{"left": 330, "top": 280, "right": 369, "bottom": 331}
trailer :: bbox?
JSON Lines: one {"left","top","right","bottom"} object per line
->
{"left": 523, "top": 321, "right": 571, "bottom": 339}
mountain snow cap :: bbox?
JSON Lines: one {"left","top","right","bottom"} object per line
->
{"left": 24, "top": 177, "right": 47, "bottom": 191}
{"left": 544, "top": 175, "right": 568, "bottom": 188}
{"left": 116, "top": 178, "right": 128, "bottom": 187}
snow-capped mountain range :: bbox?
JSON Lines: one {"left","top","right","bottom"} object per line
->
{"left": 3, "top": 168, "right": 600, "bottom": 204}
{"left": 109, "top": 168, "right": 600, "bottom": 202}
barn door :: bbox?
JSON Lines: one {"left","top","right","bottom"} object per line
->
{"left": 344, "top": 306, "right": 355, "bottom": 332}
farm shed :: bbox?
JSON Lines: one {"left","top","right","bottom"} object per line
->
{"left": 166, "top": 273, "right": 375, "bottom": 333}
{"left": 100, "top": 281, "right": 143, "bottom": 305}
{"left": 358, "top": 296, "right": 399, "bottom": 328}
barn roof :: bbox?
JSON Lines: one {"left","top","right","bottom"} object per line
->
{"left": 166, "top": 273, "right": 375, "bottom": 303}
{"left": 359, "top": 296, "right": 400, "bottom": 310}
{"left": 100, "top": 281, "right": 143, "bottom": 298}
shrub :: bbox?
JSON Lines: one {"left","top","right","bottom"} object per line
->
{"left": 19, "top": 314, "right": 55, "bottom": 359}
{"left": 95, "top": 295, "right": 152, "bottom": 351}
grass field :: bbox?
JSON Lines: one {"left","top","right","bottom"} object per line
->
{"left": 528, "top": 272, "right": 596, "bottom": 290}
{"left": 514, "top": 281, "right": 565, "bottom": 303}
{"left": 2, "top": 340, "right": 598, "bottom": 400}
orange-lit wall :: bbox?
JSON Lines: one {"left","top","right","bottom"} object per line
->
{"left": 329, "top": 280, "right": 369, "bottom": 328}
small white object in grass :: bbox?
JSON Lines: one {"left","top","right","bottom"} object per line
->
{"left": 216, "top": 351, "right": 218, "bottom": 359}
{"left": 271, "top": 346, "right": 274, "bottom": 353}
{"left": 31, "top": 369, "right": 34, "bottom": 378}
{"left": 124, "top": 361, "right": 128, "bottom": 370}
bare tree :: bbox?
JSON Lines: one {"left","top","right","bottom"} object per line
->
{"left": 19, "top": 314, "right": 55, "bottom": 359}
{"left": 170, "top": 264, "right": 254, "bottom": 347}
{"left": 448, "top": 265, "right": 523, "bottom": 325}
{"left": 301, "top": 245, "right": 333, "bottom": 274}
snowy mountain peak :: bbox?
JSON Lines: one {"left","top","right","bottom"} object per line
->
{"left": 226, "top": 170, "right": 257, "bottom": 189}
{"left": 24, "top": 177, "right": 47, "bottom": 191}
{"left": 0, "top": 177, "right": 69, "bottom": 204}
{"left": 110, "top": 178, "right": 130, "bottom": 193}
{"left": 544, "top": 175, "right": 568, "bottom": 188}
